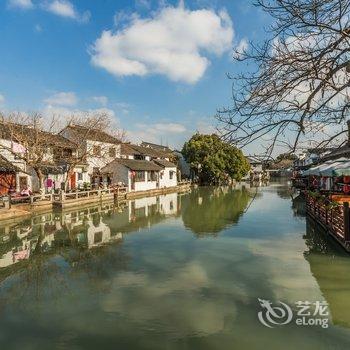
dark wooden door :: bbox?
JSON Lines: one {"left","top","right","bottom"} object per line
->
{"left": 70, "top": 173, "right": 76, "bottom": 190}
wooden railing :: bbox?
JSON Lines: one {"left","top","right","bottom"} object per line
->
{"left": 306, "top": 193, "right": 350, "bottom": 242}
{"left": 10, "top": 193, "right": 53, "bottom": 205}
{"left": 8, "top": 187, "right": 128, "bottom": 206}
{"left": 59, "top": 187, "right": 127, "bottom": 202}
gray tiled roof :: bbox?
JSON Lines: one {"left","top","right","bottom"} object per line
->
{"left": 62, "top": 125, "right": 121, "bottom": 145}
{"left": 103, "top": 158, "right": 163, "bottom": 172}
{"left": 0, "top": 155, "right": 22, "bottom": 173}
{"left": 154, "top": 159, "right": 177, "bottom": 168}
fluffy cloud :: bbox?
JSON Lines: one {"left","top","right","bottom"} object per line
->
{"left": 135, "top": 122, "right": 186, "bottom": 134}
{"left": 92, "top": 96, "right": 108, "bottom": 106}
{"left": 43, "top": 105, "right": 116, "bottom": 119}
{"left": 234, "top": 38, "right": 248, "bottom": 59}
{"left": 91, "top": 4, "right": 234, "bottom": 84}
{"left": 127, "top": 121, "right": 187, "bottom": 148}
{"left": 44, "top": 0, "right": 90, "bottom": 22}
{"left": 7, "top": 0, "right": 33, "bottom": 9}
{"left": 44, "top": 92, "right": 78, "bottom": 107}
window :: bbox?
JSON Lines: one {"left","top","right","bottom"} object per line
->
{"left": 109, "top": 147, "right": 116, "bottom": 158}
{"left": 148, "top": 171, "right": 157, "bottom": 181}
{"left": 135, "top": 171, "right": 145, "bottom": 182}
{"left": 94, "top": 232, "right": 103, "bottom": 244}
{"left": 135, "top": 154, "right": 145, "bottom": 160}
{"left": 93, "top": 145, "right": 101, "bottom": 156}
{"left": 77, "top": 172, "right": 83, "bottom": 181}
{"left": 169, "top": 171, "right": 174, "bottom": 180}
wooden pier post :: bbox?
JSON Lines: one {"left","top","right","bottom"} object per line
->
{"left": 344, "top": 202, "right": 350, "bottom": 241}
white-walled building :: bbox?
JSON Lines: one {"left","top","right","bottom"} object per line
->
{"left": 0, "top": 123, "right": 82, "bottom": 193}
{"left": 0, "top": 154, "right": 31, "bottom": 195}
{"left": 102, "top": 158, "right": 163, "bottom": 192}
{"left": 60, "top": 125, "right": 121, "bottom": 187}
{"left": 102, "top": 158, "right": 178, "bottom": 192}
{"left": 154, "top": 159, "right": 178, "bottom": 188}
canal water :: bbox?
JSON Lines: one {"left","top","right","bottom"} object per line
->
{"left": 1, "top": 182, "right": 350, "bottom": 349}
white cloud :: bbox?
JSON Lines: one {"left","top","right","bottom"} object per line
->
{"left": 0, "top": 94, "right": 5, "bottom": 105}
{"left": 136, "top": 122, "right": 186, "bottom": 133}
{"left": 234, "top": 38, "right": 248, "bottom": 59}
{"left": 135, "top": 0, "right": 151, "bottom": 10}
{"left": 8, "top": 0, "right": 33, "bottom": 10}
{"left": 153, "top": 122, "right": 186, "bottom": 133}
{"left": 44, "top": 105, "right": 116, "bottom": 119}
{"left": 44, "top": 0, "right": 90, "bottom": 23}
{"left": 44, "top": 92, "right": 78, "bottom": 107}
{"left": 115, "top": 102, "right": 131, "bottom": 114}
{"left": 196, "top": 119, "right": 217, "bottom": 134}
{"left": 128, "top": 121, "right": 187, "bottom": 147}
{"left": 91, "top": 4, "right": 234, "bottom": 84}
{"left": 92, "top": 96, "right": 108, "bottom": 106}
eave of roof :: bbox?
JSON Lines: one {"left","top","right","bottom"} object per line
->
{"left": 154, "top": 159, "right": 177, "bottom": 168}
{"left": 102, "top": 158, "right": 163, "bottom": 172}
{"left": 0, "top": 155, "right": 22, "bottom": 173}
{"left": 62, "top": 125, "right": 121, "bottom": 145}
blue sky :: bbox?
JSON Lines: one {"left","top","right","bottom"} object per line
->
{"left": 0, "top": 0, "right": 271, "bottom": 151}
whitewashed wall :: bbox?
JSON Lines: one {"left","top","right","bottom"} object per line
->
{"left": 134, "top": 177, "right": 158, "bottom": 192}
{"left": 0, "top": 138, "right": 27, "bottom": 172}
{"left": 159, "top": 167, "right": 177, "bottom": 188}
{"left": 85, "top": 140, "right": 121, "bottom": 177}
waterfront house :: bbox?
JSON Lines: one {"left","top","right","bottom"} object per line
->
{"left": 101, "top": 158, "right": 163, "bottom": 192}
{"left": 154, "top": 159, "right": 178, "bottom": 188}
{"left": 0, "top": 155, "right": 31, "bottom": 195}
{"left": 0, "top": 122, "right": 83, "bottom": 193}
{"left": 121, "top": 143, "right": 173, "bottom": 161}
{"left": 120, "top": 143, "right": 143, "bottom": 160}
{"left": 60, "top": 124, "right": 121, "bottom": 187}
{"left": 140, "top": 141, "right": 173, "bottom": 153}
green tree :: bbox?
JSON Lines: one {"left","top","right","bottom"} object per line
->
{"left": 182, "top": 133, "right": 250, "bottom": 184}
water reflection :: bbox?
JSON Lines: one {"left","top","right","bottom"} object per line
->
{"left": 302, "top": 219, "right": 350, "bottom": 329}
{"left": 0, "top": 193, "right": 183, "bottom": 273}
{"left": 1, "top": 185, "right": 350, "bottom": 349}
{"left": 181, "top": 186, "right": 251, "bottom": 235}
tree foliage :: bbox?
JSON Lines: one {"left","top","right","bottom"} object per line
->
{"left": 182, "top": 133, "right": 250, "bottom": 184}
{"left": 217, "top": 0, "right": 350, "bottom": 156}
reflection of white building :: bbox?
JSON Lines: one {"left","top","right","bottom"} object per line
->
{"left": 159, "top": 193, "right": 178, "bottom": 215}
{"left": 0, "top": 235, "right": 36, "bottom": 268}
{"left": 87, "top": 217, "right": 122, "bottom": 249}
{"left": 128, "top": 194, "right": 179, "bottom": 220}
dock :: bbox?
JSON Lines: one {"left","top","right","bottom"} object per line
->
{"left": 306, "top": 193, "right": 350, "bottom": 252}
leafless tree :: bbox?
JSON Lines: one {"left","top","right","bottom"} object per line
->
{"left": 0, "top": 111, "right": 125, "bottom": 192}
{"left": 216, "top": 0, "right": 350, "bottom": 157}
{"left": 0, "top": 112, "right": 63, "bottom": 191}
{"left": 59, "top": 112, "right": 125, "bottom": 190}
